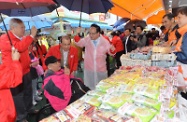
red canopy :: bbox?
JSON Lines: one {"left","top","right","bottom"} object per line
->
{"left": 0, "top": 0, "right": 55, "bottom": 9}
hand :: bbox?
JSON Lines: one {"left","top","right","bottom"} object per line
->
{"left": 31, "top": 26, "right": 37, "bottom": 38}
{"left": 64, "top": 66, "right": 70, "bottom": 75}
{"left": 134, "top": 38, "right": 138, "bottom": 42}
{"left": 12, "top": 48, "right": 20, "bottom": 61}
{"left": 31, "top": 61, "right": 39, "bottom": 67}
{"left": 110, "top": 44, "right": 115, "bottom": 52}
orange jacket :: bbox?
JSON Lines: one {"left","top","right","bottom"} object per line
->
{"left": 0, "top": 61, "right": 23, "bottom": 122}
{"left": 0, "top": 31, "right": 33, "bottom": 75}
{"left": 175, "top": 24, "right": 187, "bottom": 52}
{"left": 45, "top": 45, "right": 78, "bottom": 73}
{"left": 111, "top": 36, "right": 124, "bottom": 53}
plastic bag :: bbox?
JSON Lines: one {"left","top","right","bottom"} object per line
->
{"left": 178, "top": 93, "right": 187, "bottom": 121}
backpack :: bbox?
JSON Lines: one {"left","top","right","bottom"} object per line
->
{"left": 69, "top": 78, "right": 90, "bottom": 104}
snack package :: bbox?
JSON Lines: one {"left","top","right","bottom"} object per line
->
{"left": 39, "top": 115, "right": 60, "bottom": 122}
{"left": 71, "top": 114, "right": 92, "bottom": 122}
{"left": 132, "top": 94, "right": 161, "bottom": 111}
{"left": 66, "top": 100, "right": 95, "bottom": 118}
{"left": 81, "top": 95, "right": 101, "bottom": 107}
{"left": 101, "top": 92, "right": 133, "bottom": 109}
{"left": 96, "top": 81, "right": 114, "bottom": 92}
{"left": 134, "top": 85, "right": 160, "bottom": 100}
{"left": 86, "top": 90, "right": 106, "bottom": 97}
{"left": 118, "top": 103, "right": 157, "bottom": 122}
{"left": 93, "top": 109, "right": 134, "bottom": 122}
{"left": 56, "top": 110, "right": 72, "bottom": 122}
{"left": 123, "top": 84, "right": 135, "bottom": 94}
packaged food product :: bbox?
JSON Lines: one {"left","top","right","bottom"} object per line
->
{"left": 101, "top": 92, "right": 133, "bottom": 109}
{"left": 39, "top": 115, "right": 60, "bottom": 122}
{"left": 132, "top": 94, "right": 161, "bottom": 111}
{"left": 87, "top": 90, "right": 106, "bottom": 97}
{"left": 81, "top": 95, "right": 101, "bottom": 107}
{"left": 96, "top": 81, "right": 114, "bottom": 92}
{"left": 66, "top": 100, "right": 95, "bottom": 118}
{"left": 56, "top": 110, "right": 71, "bottom": 122}
{"left": 118, "top": 103, "right": 157, "bottom": 122}
{"left": 134, "top": 85, "right": 160, "bottom": 100}
{"left": 71, "top": 114, "right": 91, "bottom": 122}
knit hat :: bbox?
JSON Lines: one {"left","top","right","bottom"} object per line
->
{"left": 45, "top": 56, "right": 58, "bottom": 66}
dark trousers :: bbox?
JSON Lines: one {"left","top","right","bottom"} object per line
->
{"left": 115, "top": 51, "right": 124, "bottom": 69}
{"left": 11, "top": 72, "right": 33, "bottom": 121}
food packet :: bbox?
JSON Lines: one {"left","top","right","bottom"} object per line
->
{"left": 81, "top": 95, "right": 101, "bottom": 107}
{"left": 134, "top": 85, "right": 160, "bottom": 100}
{"left": 100, "top": 92, "right": 133, "bottom": 109}
{"left": 86, "top": 90, "right": 106, "bottom": 97}
{"left": 118, "top": 103, "right": 157, "bottom": 122}
{"left": 96, "top": 81, "right": 114, "bottom": 92}
{"left": 132, "top": 94, "right": 161, "bottom": 111}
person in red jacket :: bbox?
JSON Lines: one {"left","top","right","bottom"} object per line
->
{"left": 0, "top": 18, "right": 37, "bottom": 122}
{"left": 45, "top": 35, "right": 78, "bottom": 76}
{"left": 0, "top": 49, "right": 22, "bottom": 122}
{"left": 32, "top": 39, "right": 47, "bottom": 70}
{"left": 111, "top": 31, "right": 124, "bottom": 68}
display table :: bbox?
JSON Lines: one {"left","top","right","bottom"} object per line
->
{"left": 120, "top": 46, "right": 176, "bottom": 68}
{"left": 40, "top": 65, "right": 181, "bottom": 122}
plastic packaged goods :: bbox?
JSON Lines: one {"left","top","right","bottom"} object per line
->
{"left": 39, "top": 115, "right": 60, "bottom": 122}
{"left": 86, "top": 90, "right": 106, "bottom": 97}
{"left": 123, "top": 84, "right": 136, "bottom": 94}
{"left": 151, "top": 53, "right": 176, "bottom": 61}
{"left": 132, "top": 94, "right": 161, "bottom": 111}
{"left": 118, "top": 103, "right": 157, "bottom": 122}
{"left": 95, "top": 81, "right": 114, "bottom": 92}
{"left": 152, "top": 46, "right": 171, "bottom": 54}
{"left": 56, "top": 110, "right": 71, "bottom": 122}
{"left": 134, "top": 85, "right": 160, "bottom": 100}
{"left": 65, "top": 100, "right": 95, "bottom": 118}
{"left": 93, "top": 109, "right": 135, "bottom": 122}
{"left": 81, "top": 95, "right": 101, "bottom": 107}
{"left": 71, "top": 114, "right": 92, "bottom": 122}
{"left": 130, "top": 52, "right": 151, "bottom": 60}
{"left": 100, "top": 92, "right": 133, "bottom": 109}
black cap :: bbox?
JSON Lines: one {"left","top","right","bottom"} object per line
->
{"left": 45, "top": 56, "right": 58, "bottom": 66}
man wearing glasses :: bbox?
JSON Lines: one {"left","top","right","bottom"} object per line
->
{"left": 75, "top": 24, "right": 115, "bottom": 90}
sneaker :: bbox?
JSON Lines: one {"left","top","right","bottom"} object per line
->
{"left": 34, "top": 96, "right": 42, "bottom": 102}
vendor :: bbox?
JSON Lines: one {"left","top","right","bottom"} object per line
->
{"left": 174, "top": 7, "right": 187, "bottom": 99}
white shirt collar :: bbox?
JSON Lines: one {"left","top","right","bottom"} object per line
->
{"left": 13, "top": 33, "right": 22, "bottom": 40}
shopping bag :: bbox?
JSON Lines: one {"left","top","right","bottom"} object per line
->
{"left": 177, "top": 93, "right": 187, "bottom": 121}
{"left": 177, "top": 62, "right": 187, "bottom": 86}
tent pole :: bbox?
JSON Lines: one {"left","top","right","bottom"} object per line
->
{"left": 79, "top": 0, "right": 84, "bottom": 27}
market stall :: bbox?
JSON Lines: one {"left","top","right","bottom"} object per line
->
{"left": 40, "top": 64, "right": 182, "bottom": 122}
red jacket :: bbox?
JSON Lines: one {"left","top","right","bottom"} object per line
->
{"left": 45, "top": 45, "right": 78, "bottom": 73}
{"left": 0, "top": 61, "right": 23, "bottom": 122}
{"left": 111, "top": 36, "right": 124, "bottom": 53}
{"left": 0, "top": 31, "right": 33, "bottom": 75}
{"left": 33, "top": 44, "right": 47, "bottom": 69}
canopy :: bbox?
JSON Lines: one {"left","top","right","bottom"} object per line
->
{"left": 146, "top": 10, "right": 166, "bottom": 24}
{"left": 109, "top": 0, "right": 164, "bottom": 20}
{"left": 55, "top": 18, "right": 113, "bottom": 30}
